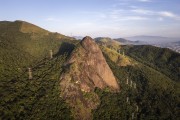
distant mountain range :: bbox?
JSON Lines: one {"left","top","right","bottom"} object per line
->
{"left": 125, "top": 35, "right": 180, "bottom": 44}
{"left": 94, "top": 36, "right": 180, "bottom": 53}
{"left": 155, "top": 41, "right": 180, "bottom": 53}
{"left": 124, "top": 36, "right": 180, "bottom": 53}
{"left": 72, "top": 36, "right": 84, "bottom": 40}
{"left": 114, "top": 38, "right": 148, "bottom": 45}
{"left": 94, "top": 37, "right": 147, "bottom": 46}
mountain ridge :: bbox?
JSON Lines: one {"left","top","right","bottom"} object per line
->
{"left": 0, "top": 20, "right": 48, "bottom": 34}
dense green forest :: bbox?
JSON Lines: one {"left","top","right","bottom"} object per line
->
{"left": 0, "top": 21, "right": 76, "bottom": 119}
{"left": 93, "top": 53, "right": 179, "bottom": 120}
{"left": 121, "top": 45, "right": 180, "bottom": 82}
{"left": 0, "top": 54, "right": 73, "bottom": 120}
{"left": 0, "top": 21, "right": 179, "bottom": 120}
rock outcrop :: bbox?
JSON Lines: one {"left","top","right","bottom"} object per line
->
{"left": 60, "top": 36, "right": 119, "bottom": 119}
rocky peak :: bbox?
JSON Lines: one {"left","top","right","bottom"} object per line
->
{"left": 82, "top": 36, "right": 119, "bottom": 89}
{"left": 60, "top": 36, "right": 119, "bottom": 119}
{"left": 81, "top": 36, "right": 98, "bottom": 52}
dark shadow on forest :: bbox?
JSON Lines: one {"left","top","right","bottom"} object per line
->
{"left": 54, "top": 42, "right": 75, "bottom": 57}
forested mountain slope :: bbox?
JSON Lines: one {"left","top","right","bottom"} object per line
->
{"left": 0, "top": 21, "right": 179, "bottom": 120}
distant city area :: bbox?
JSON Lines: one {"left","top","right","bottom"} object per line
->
{"left": 158, "top": 42, "right": 180, "bottom": 53}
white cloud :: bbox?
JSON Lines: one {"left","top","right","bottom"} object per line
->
{"left": 77, "top": 8, "right": 180, "bottom": 26}
{"left": 131, "top": 9, "right": 153, "bottom": 15}
{"left": 158, "top": 11, "right": 180, "bottom": 20}
{"left": 76, "top": 22, "right": 94, "bottom": 26}
{"left": 129, "top": 6, "right": 139, "bottom": 9}
{"left": 157, "top": 17, "right": 164, "bottom": 21}
{"left": 112, "top": 2, "right": 128, "bottom": 7}
{"left": 107, "top": 8, "right": 149, "bottom": 21}
{"left": 45, "top": 17, "right": 61, "bottom": 22}
{"left": 131, "top": 8, "right": 180, "bottom": 20}
{"left": 159, "top": 11, "right": 176, "bottom": 17}
{"left": 126, "top": 16, "right": 148, "bottom": 20}
{"left": 115, "top": 16, "right": 149, "bottom": 21}
{"left": 138, "top": 0, "right": 151, "bottom": 2}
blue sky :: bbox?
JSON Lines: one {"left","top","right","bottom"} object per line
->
{"left": 0, "top": 0, "right": 180, "bottom": 38}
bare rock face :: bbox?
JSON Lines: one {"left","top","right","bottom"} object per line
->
{"left": 80, "top": 36, "right": 119, "bottom": 90}
{"left": 60, "top": 36, "right": 119, "bottom": 119}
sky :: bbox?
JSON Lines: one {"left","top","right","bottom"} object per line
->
{"left": 0, "top": 0, "right": 180, "bottom": 38}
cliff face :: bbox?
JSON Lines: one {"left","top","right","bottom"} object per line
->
{"left": 80, "top": 36, "right": 119, "bottom": 90}
{"left": 60, "top": 36, "right": 119, "bottom": 119}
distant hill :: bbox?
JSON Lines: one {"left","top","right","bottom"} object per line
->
{"left": 114, "top": 38, "right": 148, "bottom": 45}
{"left": 95, "top": 37, "right": 121, "bottom": 49}
{"left": 73, "top": 36, "right": 84, "bottom": 40}
{"left": 157, "top": 41, "right": 180, "bottom": 53}
{"left": 125, "top": 35, "right": 180, "bottom": 44}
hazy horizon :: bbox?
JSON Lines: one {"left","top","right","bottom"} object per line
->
{"left": 1, "top": 0, "right": 180, "bottom": 38}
